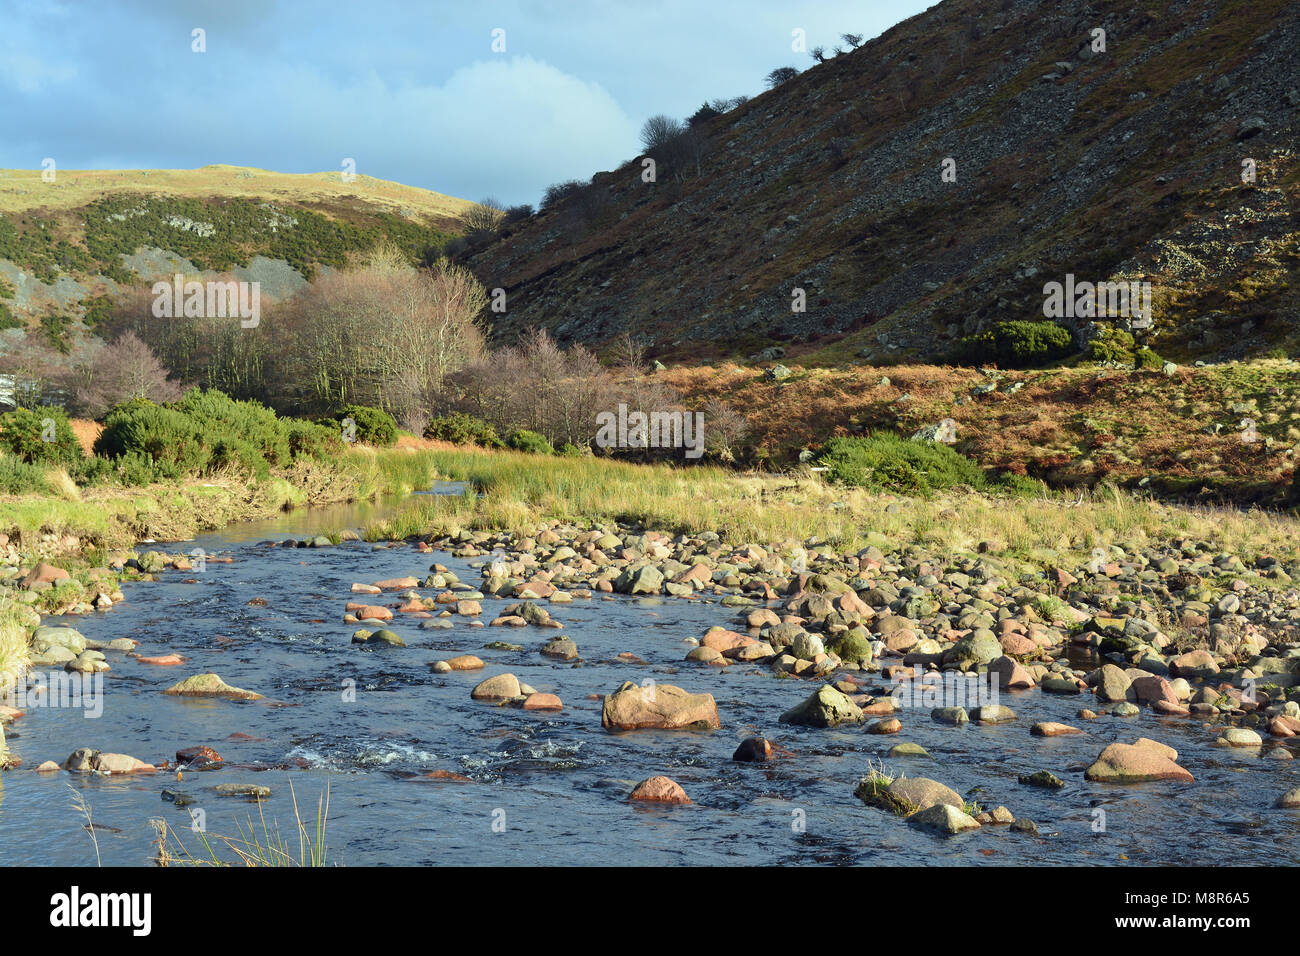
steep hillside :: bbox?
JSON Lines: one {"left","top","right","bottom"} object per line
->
{"left": 0, "top": 165, "right": 472, "bottom": 352}
{"left": 464, "top": 0, "right": 1299, "bottom": 365}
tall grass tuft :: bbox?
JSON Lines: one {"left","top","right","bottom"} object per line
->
{"left": 154, "top": 779, "right": 333, "bottom": 867}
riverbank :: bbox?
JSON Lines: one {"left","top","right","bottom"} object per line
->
{"left": 0, "top": 445, "right": 444, "bottom": 695}
{"left": 367, "top": 447, "right": 1300, "bottom": 572}
{"left": 2, "top": 448, "right": 1298, "bottom": 862}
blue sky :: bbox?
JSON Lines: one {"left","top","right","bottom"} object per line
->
{"left": 0, "top": 0, "right": 932, "bottom": 206}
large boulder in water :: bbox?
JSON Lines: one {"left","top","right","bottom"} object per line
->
{"left": 614, "top": 564, "right": 664, "bottom": 595}
{"left": 779, "top": 684, "right": 863, "bottom": 728}
{"left": 1085, "top": 740, "right": 1193, "bottom": 783}
{"left": 163, "top": 673, "right": 263, "bottom": 701}
{"left": 601, "top": 681, "right": 719, "bottom": 731}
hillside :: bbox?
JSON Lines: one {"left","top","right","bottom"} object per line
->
{"left": 0, "top": 165, "right": 473, "bottom": 351}
{"left": 463, "top": 0, "right": 1299, "bottom": 366}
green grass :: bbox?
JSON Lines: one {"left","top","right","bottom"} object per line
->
{"left": 153, "top": 779, "right": 333, "bottom": 867}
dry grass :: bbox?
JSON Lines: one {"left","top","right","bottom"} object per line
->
{"left": 368, "top": 446, "right": 1300, "bottom": 569}
{"left": 0, "top": 165, "right": 473, "bottom": 219}
{"left": 69, "top": 419, "right": 101, "bottom": 457}
{"left": 660, "top": 359, "right": 1300, "bottom": 502}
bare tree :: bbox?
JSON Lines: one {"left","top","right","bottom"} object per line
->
{"left": 810, "top": 46, "right": 827, "bottom": 63}
{"left": 765, "top": 67, "right": 799, "bottom": 89}
{"left": 282, "top": 258, "right": 487, "bottom": 425}
{"left": 703, "top": 398, "right": 751, "bottom": 463}
{"left": 609, "top": 331, "right": 648, "bottom": 374}
{"left": 841, "top": 33, "right": 864, "bottom": 49}
{"left": 640, "top": 114, "right": 686, "bottom": 153}
{"left": 0, "top": 338, "right": 63, "bottom": 408}
{"left": 66, "top": 331, "right": 185, "bottom": 418}
{"left": 459, "top": 197, "right": 506, "bottom": 240}
{"left": 447, "top": 328, "right": 616, "bottom": 448}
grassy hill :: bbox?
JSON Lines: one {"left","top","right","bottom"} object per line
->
{"left": 0, "top": 165, "right": 474, "bottom": 349}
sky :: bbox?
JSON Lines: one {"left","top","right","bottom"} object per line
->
{"left": 0, "top": 0, "right": 933, "bottom": 206}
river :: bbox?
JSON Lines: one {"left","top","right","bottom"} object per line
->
{"left": 1, "top": 484, "right": 1295, "bottom": 866}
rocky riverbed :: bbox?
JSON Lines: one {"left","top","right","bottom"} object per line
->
{"left": 1, "top": 503, "right": 1299, "bottom": 864}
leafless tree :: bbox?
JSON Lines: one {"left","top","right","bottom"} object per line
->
{"left": 281, "top": 258, "right": 487, "bottom": 425}
{"left": 65, "top": 331, "right": 185, "bottom": 417}
{"left": 459, "top": 197, "right": 506, "bottom": 241}
{"left": 703, "top": 398, "right": 751, "bottom": 463}
{"left": 841, "top": 33, "right": 864, "bottom": 49}
{"left": 0, "top": 338, "right": 64, "bottom": 408}
{"left": 640, "top": 114, "right": 687, "bottom": 153}
{"left": 765, "top": 67, "right": 799, "bottom": 89}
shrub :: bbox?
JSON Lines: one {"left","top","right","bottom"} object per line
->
{"left": 504, "top": 204, "right": 533, "bottom": 224}
{"left": 640, "top": 115, "right": 687, "bottom": 153}
{"left": 459, "top": 197, "right": 506, "bottom": 239}
{"left": 1134, "top": 346, "right": 1164, "bottom": 370}
{"left": 0, "top": 456, "right": 53, "bottom": 494}
{"left": 94, "top": 400, "right": 210, "bottom": 476}
{"left": 815, "top": 432, "right": 988, "bottom": 495}
{"left": 0, "top": 406, "right": 83, "bottom": 465}
{"left": 688, "top": 103, "right": 721, "bottom": 126}
{"left": 954, "top": 320, "right": 1074, "bottom": 368}
{"left": 67, "top": 455, "right": 115, "bottom": 487}
{"left": 173, "top": 389, "right": 291, "bottom": 466}
{"left": 0, "top": 301, "right": 20, "bottom": 331}
{"left": 505, "top": 429, "right": 555, "bottom": 456}
{"left": 766, "top": 67, "right": 799, "bottom": 88}
{"left": 286, "top": 420, "right": 343, "bottom": 459}
{"left": 424, "top": 413, "right": 504, "bottom": 448}
{"left": 540, "top": 180, "right": 585, "bottom": 212}
{"left": 336, "top": 404, "right": 398, "bottom": 446}
{"left": 1084, "top": 327, "right": 1136, "bottom": 363}
{"left": 992, "top": 471, "right": 1048, "bottom": 498}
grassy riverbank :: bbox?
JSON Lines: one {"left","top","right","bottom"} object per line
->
{"left": 367, "top": 447, "right": 1300, "bottom": 572}
{"left": 0, "top": 446, "right": 441, "bottom": 553}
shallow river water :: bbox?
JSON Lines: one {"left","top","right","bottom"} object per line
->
{"left": 2, "top": 486, "right": 1297, "bottom": 866}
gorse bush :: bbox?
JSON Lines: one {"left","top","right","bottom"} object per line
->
{"left": 286, "top": 420, "right": 344, "bottom": 460}
{"left": 336, "top": 405, "right": 398, "bottom": 446}
{"left": 173, "top": 389, "right": 292, "bottom": 467}
{"left": 816, "top": 432, "right": 988, "bottom": 495}
{"left": 0, "top": 455, "right": 54, "bottom": 495}
{"left": 95, "top": 400, "right": 208, "bottom": 478}
{"left": 93, "top": 388, "right": 339, "bottom": 482}
{"left": 0, "top": 406, "right": 83, "bottom": 465}
{"left": 423, "top": 413, "right": 505, "bottom": 449}
{"left": 1085, "top": 326, "right": 1136, "bottom": 363}
{"left": 954, "top": 320, "right": 1075, "bottom": 368}
{"left": 505, "top": 429, "right": 555, "bottom": 456}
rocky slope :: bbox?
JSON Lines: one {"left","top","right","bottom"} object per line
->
{"left": 465, "top": 0, "right": 1299, "bottom": 365}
